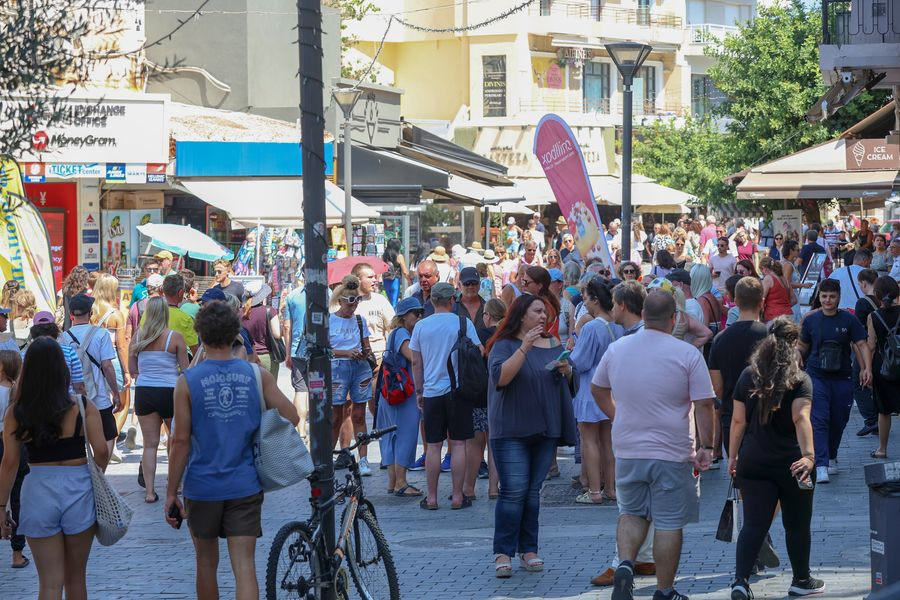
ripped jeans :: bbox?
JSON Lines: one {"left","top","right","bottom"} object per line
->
{"left": 332, "top": 359, "right": 373, "bottom": 405}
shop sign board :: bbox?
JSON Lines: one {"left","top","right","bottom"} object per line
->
{"left": 14, "top": 94, "right": 168, "bottom": 164}
{"left": 146, "top": 163, "right": 167, "bottom": 183}
{"left": 772, "top": 209, "right": 803, "bottom": 241}
{"left": 328, "top": 79, "right": 404, "bottom": 149}
{"left": 483, "top": 56, "right": 507, "bottom": 117}
{"left": 845, "top": 139, "right": 900, "bottom": 170}
{"left": 81, "top": 211, "right": 101, "bottom": 270}
{"left": 125, "top": 163, "right": 147, "bottom": 183}
{"left": 105, "top": 163, "right": 126, "bottom": 181}
{"left": 556, "top": 47, "right": 594, "bottom": 65}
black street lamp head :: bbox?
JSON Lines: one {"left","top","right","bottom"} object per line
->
{"left": 605, "top": 42, "right": 653, "bottom": 83}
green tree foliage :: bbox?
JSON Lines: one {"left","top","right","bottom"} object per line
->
{"left": 326, "top": 0, "right": 381, "bottom": 80}
{"left": 632, "top": 0, "right": 889, "bottom": 208}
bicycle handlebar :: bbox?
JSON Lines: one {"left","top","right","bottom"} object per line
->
{"left": 334, "top": 425, "right": 398, "bottom": 454}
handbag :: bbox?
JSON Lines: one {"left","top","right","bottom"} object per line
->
{"left": 251, "top": 364, "right": 314, "bottom": 491}
{"left": 715, "top": 479, "right": 742, "bottom": 543}
{"left": 77, "top": 397, "right": 133, "bottom": 546}
{"left": 265, "top": 308, "right": 287, "bottom": 363}
{"left": 356, "top": 315, "right": 378, "bottom": 374}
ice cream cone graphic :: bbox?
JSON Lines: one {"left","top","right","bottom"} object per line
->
{"left": 851, "top": 141, "right": 865, "bottom": 167}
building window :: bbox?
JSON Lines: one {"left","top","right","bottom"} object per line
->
{"left": 482, "top": 56, "right": 507, "bottom": 117}
{"left": 691, "top": 74, "right": 724, "bottom": 116}
{"left": 618, "top": 65, "right": 657, "bottom": 114}
{"left": 540, "top": 0, "right": 552, "bottom": 15}
{"left": 583, "top": 62, "right": 611, "bottom": 113}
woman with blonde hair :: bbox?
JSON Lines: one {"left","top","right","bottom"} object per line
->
{"left": 91, "top": 274, "right": 131, "bottom": 445}
{"left": 128, "top": 296, "right": 189, "bottom": 502}
{"left": 0, "top": 280, "right": 19, "bottom": 311}
{"left": 10, "top": 290, "right": 36, "bottom": 348}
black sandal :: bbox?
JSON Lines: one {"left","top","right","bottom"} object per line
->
{"left": 451, "top": 495, "right": 473, "bottom": 510}
{"left": 871, "top": 450, "right": 888, "bottom": 459}
{"left": 11, "top": 556, "right": 29, "bottom": 569}
{"left": 395, "top": 485, "right": 423, "bottom": 497}
{"left": 419, "top": 498, "right": 438, "bottom": 510}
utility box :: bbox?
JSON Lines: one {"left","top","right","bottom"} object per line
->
{"left": 865, "top": 461, "right": 900, "bottom": 593}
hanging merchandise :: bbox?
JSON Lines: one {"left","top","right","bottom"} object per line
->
{"left": 352, "top": 223, "right": 385, "bottom": 257}
{"left": 233, "top": 228, "right": 259, "bottom": 275}
{"left": 231, "top": 226, "right": 305, "bottom": 307}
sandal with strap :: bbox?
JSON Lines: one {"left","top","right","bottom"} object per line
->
{"left": 395, "top": 485, "right": 423, "bottom": 497}
{"left": 519, "top": 554, "right": 544, "bottom": 572}
{"left": 495, "top": 554, "right": 512, "bottom": 578}
{"left": 575, "top": 490, "right": 611, "bottom": 505}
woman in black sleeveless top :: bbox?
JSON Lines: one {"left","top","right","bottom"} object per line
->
{"left": 0, "top": 337, "right": 109, "bottom": 599}
{"left": 867, "top": 276, "right": 900, "bottom": 459}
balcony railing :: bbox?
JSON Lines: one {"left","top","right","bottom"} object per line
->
{"left": 519, "top": 97, "right": 687, "bottom": 116}
{"left": 822, "top": 0, "right": 900, "bottom": 44}
{"left": 688, "top": 23, "right": 739, "bottom": 44}
{"left": 529, "top": 0, "right": 683, "bottom": 29}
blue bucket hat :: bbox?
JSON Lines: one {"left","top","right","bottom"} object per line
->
{"left": 395, "top": 297, "right": 424, "bottom": 317}
{"left": 548, "top": 268, "right": 564, "bottom": 283}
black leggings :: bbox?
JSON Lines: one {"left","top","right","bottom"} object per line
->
{"left": 735, "top": 469, "right": 814, "bottom": 581}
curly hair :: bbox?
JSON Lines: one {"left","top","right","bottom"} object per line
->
{"left": 748, "top": 316, "right": 804, "bottom": 424}
{"left": 62, "top": 265, "right": 90, "bottom": 297}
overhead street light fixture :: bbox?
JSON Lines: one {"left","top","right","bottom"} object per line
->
{"left": 332, "top": 88, "right": 362, "bottom": 255}
{"left": 605, "top": 42, "right": 652, "bottom": 263}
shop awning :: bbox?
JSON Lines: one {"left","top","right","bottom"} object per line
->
{"left": 736, "top": 170, "right": 900, "bottom": 200}
{"left": 400, "top": 123, "right": 513, "bottom": 185}
{"left": 180, "top": 178, "right": 379, "bottom": 228}
{"left": 590, "top": 176, "right": 697, "bottom": 210}
{"left": 487, "top": 202, "right": 536, "bottom": 215}
{"left": 337, "top": 145, "right": 449, "bottom": 195}
{"left": 511, "top": 179, "right": 555, "bottom": 206}
{"left": 426, "top": 174, "right": 524, "bottom": 207}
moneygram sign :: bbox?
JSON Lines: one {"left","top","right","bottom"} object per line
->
{"left": 15, "top": 94, "right": 168, "bottom": 164}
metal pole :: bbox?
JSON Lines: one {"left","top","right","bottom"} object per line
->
{"left": 343, "top": 114, "right": 353, "bottom": 256}
{"left": 621, "top": 76, "right": 633, "bottom": 264}
{"left": 297, "top": 3, "right": 335, "bottom": 599}
{"left": 484, "top": 206, "right": 490, "bottom": 250}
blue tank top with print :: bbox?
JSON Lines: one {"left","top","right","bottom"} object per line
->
{"left": 182, "top": 359, "right": 262, "bottom": 501}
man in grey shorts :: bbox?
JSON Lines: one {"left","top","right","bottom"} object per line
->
{"left": 592, "top": 291, "right": 716, "bottom": 600}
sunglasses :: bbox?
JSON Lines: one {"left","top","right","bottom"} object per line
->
{"left": 340, "top": 296, "right": 359, "bottom": 304}
{"left": 147, "top": 266, "right": 159, "bottom": 272}
{"left": 462, "top": 280, "right": 479, "bottom": 286}
{"left": 622, "top": 269, "right": 636, "bottom": 275}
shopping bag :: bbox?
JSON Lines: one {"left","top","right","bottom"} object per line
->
{"left": 715, "top": 479, "right": 738, "bottom": 543}
{"left": 732, "top": 485, "right": 744, "bottom": 542}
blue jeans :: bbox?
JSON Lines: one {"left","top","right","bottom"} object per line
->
{"left": 810, "top": 375, "right": 854, "bottom": 467}
{"left": 490, "top": 436, "right": 558, "bottom": 557}
{"left": 332, "top": 359, "right": 373, "bottom": 406}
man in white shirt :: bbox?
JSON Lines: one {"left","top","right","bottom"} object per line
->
{"left": 826, "top": 249, "right": 871, "bottom": 310}
{"left": 409, "top": 283, "right": 482, "bottom": 510}
{"left": 63, "top": 293, "right": 120, "bottom": 458}
{"left": 708, "top": 237, "right": 737, "bottom": 293}
{"left": 666, "top": 269, "right": 704, "bottom": 323}
{"left": 702, "top": 226, "right": 737, "bottom": 262}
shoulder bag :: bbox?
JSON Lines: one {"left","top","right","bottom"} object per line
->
{"left": 356, "top": 315, "right": 379, "bottom": 373}
{"left": 251, "top": 364, "right": 314, "bottom": 491}
{"left": 817, "top": 315, "right": 844, "bottom": 373}
{"left": 77, "top": 396, "right": 133, "bottom": 546}
{"left": 264, "top": 307, "right": 287, "bottom": 363}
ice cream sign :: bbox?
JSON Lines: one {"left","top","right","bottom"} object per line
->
{"left": 845, "top": 139, "right": 900, "bottom": 170}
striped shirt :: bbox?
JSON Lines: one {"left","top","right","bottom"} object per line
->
{"left": 20, "top": 340, "right": 84, "bottom": 395}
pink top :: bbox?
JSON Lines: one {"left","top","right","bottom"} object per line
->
{"left": 592, "top": 329, "right": 715, "bottom": 462}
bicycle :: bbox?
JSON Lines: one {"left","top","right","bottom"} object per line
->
{"left": 266, "top": 425, "right": 401, "bottom": 600}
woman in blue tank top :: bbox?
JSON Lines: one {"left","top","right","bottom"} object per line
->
{"left": 128, "top": 297, "right": 189, "bottom": 503}
{"left": 165, "top": 301, "right": 299, "bottom": 598}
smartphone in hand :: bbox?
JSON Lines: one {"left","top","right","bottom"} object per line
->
{"left": 168, "top": 502, "right": 183, "bottom": 529}
{"left": 545, "top": 349, "right": 571, "bottom": 370}
{"left": 795, "top": 473, "right": 814, "bottom": 490}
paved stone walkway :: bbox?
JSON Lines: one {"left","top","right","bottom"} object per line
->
{"left": 4, "top": 371, "right": 891, "bottom": 599}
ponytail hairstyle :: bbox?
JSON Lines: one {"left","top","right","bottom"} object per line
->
{"left": 748, "top": 316, "right": 803, "bottom": 424}
{"left": 874, "top": 275, "right": 899, "bottom": 308}
{"left": 759, "top": 256, "right": 783, "bottom": 277}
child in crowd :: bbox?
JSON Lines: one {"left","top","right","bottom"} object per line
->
{"left": 0, "top": 349, "right": 26, "bottom": 568}
{"left": 723, "top": 274, "right": 743, "bottom": 329}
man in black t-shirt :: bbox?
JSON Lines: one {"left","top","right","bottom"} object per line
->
{"left": 709, "top": 277, "right": 769, "bottom": 457}
{"left": 799, "top": 229, "right": 825, "bottom": 276}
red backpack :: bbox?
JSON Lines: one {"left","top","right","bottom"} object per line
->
{"left": 380, "top": 330, "right": 414, "bottom": 405}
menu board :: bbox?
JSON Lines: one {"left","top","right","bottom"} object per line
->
{"left": 798, "top": 252, "right": 827, "bottom": 307}
{"left": 483, "top": 56, "right": 507, "bottom": 117}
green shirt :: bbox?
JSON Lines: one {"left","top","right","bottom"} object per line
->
{"left": 180, "top": 301, "right": 200, "bottom": 319}
{"left": 141, "top": 305, "right": 198, "bottom": 348}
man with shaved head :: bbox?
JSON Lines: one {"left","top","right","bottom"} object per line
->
{"left": 591, "top": 289, "right": 717, "bottom": 600}
{"left": 411, "top": 260, "right": 438, "bottom": 317}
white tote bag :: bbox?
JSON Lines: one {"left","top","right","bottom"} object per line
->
{"left": 77, "top": 397, "right": 133, "bottom": 545}
{"left": 251, "top": 365, "right": 314, "bottom": 492}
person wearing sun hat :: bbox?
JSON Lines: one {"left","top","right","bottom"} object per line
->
{"left": 462, "top": 242, "right": 486, "bottom": 268}
{"left": 429, "top": 246, "right": 456, "bottom": 286}
{"left": 155, "top": 250, "right": 175, "bottom": 276}
{"left": 504, "top": 216, "right": 523, "bottom": 255}
{"left": 553, "top": 215, "right": 570, "bottom": 251}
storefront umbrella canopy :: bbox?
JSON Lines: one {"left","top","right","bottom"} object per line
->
{"left": 136, "top": 223, "right": 234, "bottom": 261}
{"left": 590, "top": 175, "right": 697, "bottom": 211}
{"left": 179, "top": 178, "right": 379, "bottom": 228}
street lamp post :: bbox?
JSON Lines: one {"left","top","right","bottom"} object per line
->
{"left": 333, "top": 89, "right": 362, "bottom": 255}
{"left": 605, "top": 42, "right": 653, "bottom": 263}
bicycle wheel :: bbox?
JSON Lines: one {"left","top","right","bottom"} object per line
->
{"left": 266, "top": 521, "right": 323, "bottom": 600}
{"left": 346, "top": 507, "right": 400, "bottom": 600}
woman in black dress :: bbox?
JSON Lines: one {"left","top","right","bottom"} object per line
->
{"left": 867, "top": 276, "right": 900, "bottom": 459}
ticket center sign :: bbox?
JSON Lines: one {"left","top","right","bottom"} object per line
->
{"left": 14, "top": 94, "right": 169, "bottom": 164}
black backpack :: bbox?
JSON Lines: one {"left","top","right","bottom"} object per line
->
{"left": 447, "top": 314, "right": 488, "bottom": 404}
{"left": 873, "top": 310, "right": 900, "bottom": 381}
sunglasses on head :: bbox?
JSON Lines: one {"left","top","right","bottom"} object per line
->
{"left": 340, "top": 295, "right": 359, "bottom": 304}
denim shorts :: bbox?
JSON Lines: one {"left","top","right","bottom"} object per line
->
{"left": 616, "top": 458, "right": 700, "bottom": 531}
{"left": 18, "top": 464, "right": 95, "bottom": 538}
{"left": 332, "top": 359, "right": 372, "bottom": 406}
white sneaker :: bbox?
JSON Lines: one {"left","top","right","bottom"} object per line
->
{"left": 827, "top": 461, "right": 838, "bottom": 476}
{"left": 358, "top": 457, "right": 372, "bottom": 477}
{"left": 816, "top": 466, "right": 829, "bottom": 484}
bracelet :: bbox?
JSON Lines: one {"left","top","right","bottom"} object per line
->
{"left": 518, "top": 347, "right": 528, "bottom": 357}
{"left": 701, "top": 446, "right": 714, "bottom": 450}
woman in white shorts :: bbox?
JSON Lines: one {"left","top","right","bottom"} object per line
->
{"left": 0, "top": 337, "right": 109, "bottom": 598}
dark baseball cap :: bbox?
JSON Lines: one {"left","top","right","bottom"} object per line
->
{"left": 69, "top": 293, "right": 94, "bottom": 316}
{"left": 666, "top": 269, "right": 692, "bottom": 286}
{"left": 200, "top": 287, "right": 227, "bottom": 303}
{"left": 459, "top": 267, "right": 479, "bottom": 284}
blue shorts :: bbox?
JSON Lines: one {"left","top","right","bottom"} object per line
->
{"left": 332, "top": 359, "right": 372, "bottom": 406}
{"left": 111, "top": 356, "right": 124, "bottom": 393}
{"left": 18, "top": 464, "right": 95, "bottom": 538}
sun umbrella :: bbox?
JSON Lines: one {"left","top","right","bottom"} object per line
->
{"left": 136, "top": 223, "right": 234, "bottom": 262}
{"left": 327, "top": 256, "right": 388, "bottom": 286}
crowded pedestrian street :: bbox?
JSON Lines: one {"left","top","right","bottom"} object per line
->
{"left": 3, "top": 377, "right": 886, "bottom": 599}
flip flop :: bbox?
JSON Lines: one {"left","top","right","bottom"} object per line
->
{"left": 11, "top": 556, "right": 29, "bottom": 569}
{"left": 395, "top": 485, "right": 423, "bottom": 497}
{"left": 145, "top": 492, "right": 159, "bottom": 504}
{"left": 451, "top": 495, "right": 473, "bottom": 510}
{"left": 419, "top": 498, "right": 438, "bottom": 511}
{"left": 871, "top": 450, "right": 888, "bottom": 459}
{"left": 447, "top": 494, "right": 476, "bottom": 502}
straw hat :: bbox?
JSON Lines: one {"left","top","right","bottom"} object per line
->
{"left": 481, "top": 249, "right": 498, "bottom": 264}
{"left": 430, "top": 246, "right": 449, "bottom": 263}
{"left": 468, "top": 241, "right": 484, "bottom": 253}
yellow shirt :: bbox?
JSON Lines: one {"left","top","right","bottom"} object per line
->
{"left": 140, "top": 305, "right": 198, "bottom": 348}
